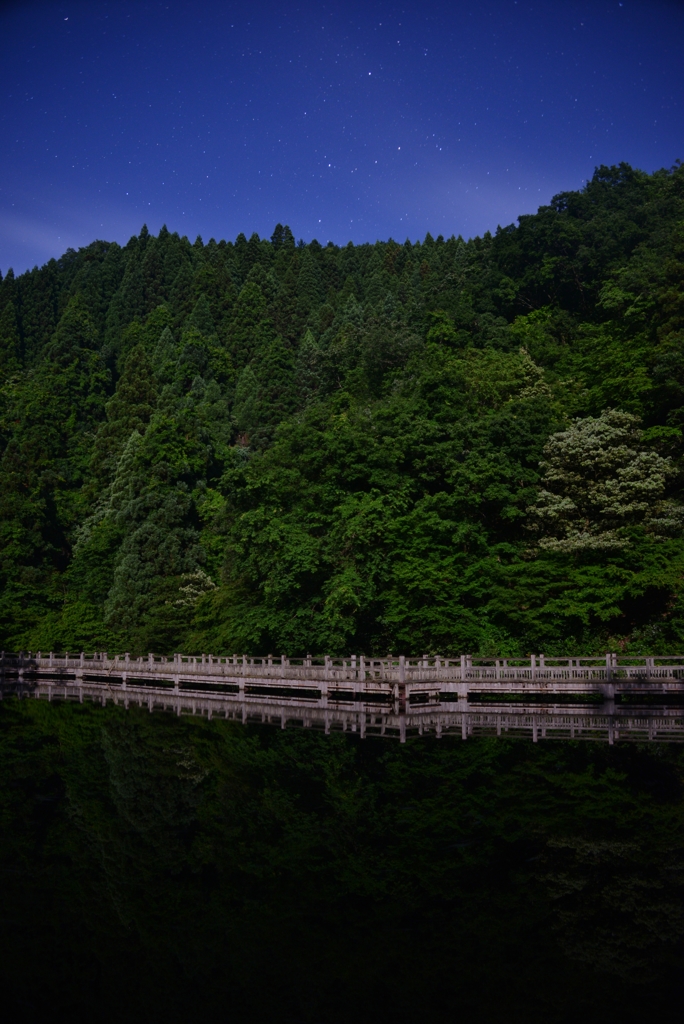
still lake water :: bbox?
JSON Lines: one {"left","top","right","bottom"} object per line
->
{"left": 1, "top": 696, "right": 683, "bottom": 1024}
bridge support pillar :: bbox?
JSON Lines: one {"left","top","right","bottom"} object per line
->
{"left": 601, "top": 681, "right": 616, "bottom": 716}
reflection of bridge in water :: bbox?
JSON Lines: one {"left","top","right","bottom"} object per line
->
{"left": 3, "top": 650, "right": 684, "bottom": 743}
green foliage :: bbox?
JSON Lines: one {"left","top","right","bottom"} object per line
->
{"left": 2, "top": 163, "right": 684, "bottom": 654}
{"left": 528, "top": 409, "right": 683, "bottom": 551}
{"left": 0, "top": 300, "right": 21, "bottom": 378}
{"left": 91, "top": 342, "right": 159, "bottom": 481}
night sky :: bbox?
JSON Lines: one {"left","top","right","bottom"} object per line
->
{"left": 1, "top": 0, "right": 683, "bottom": 274}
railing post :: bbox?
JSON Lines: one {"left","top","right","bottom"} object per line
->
{"left": 531, "top": 654, "right": 536, "bottom": 681}
{"left": 460, "top": 654, "right": 466, "bottom": 681}
{"left": 397, "top": 655, "right": 406, "bottom": 713}
{"left": 602, "top": 653, "right": 616, "bottom": 710}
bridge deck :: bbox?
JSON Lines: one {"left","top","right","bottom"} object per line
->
{"left": 2, "top": 650, "right": 684, "bottom": 743}
{"left": 3, "top": 650, "right": 684, "bottom": 693}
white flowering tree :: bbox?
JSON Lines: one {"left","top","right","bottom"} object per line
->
{"left": 527, "top": 409, "right": 683, "bottom": 551}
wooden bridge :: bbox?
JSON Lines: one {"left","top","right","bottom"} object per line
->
{"left": 2, "top": 650, "right": 684, "bottom": 743}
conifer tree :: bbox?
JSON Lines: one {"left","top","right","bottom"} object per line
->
{"left": 0, "top": 301, "right": 21, "bottom": 378}
{"left": 185, "top": 294, "right": 216, "bottom": 337}
{"left": 91, "top": 343, "right": 159, "bottom": 481}
{"left": 226, "top": 281, "right": 275, "bottom": 367}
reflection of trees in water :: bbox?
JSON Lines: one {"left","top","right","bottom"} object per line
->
{"left": 102, "top": 719, "right": 205, "bottom": 836}
{"left": 542, "top": 836, "right": 684, "bottom": 982}
{"left": 2, "top": 699, "right": 684, "bottom": 1022}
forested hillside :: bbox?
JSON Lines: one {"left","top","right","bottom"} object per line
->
{"left": 1, "top": 161, "right": 684, "bottom": 657}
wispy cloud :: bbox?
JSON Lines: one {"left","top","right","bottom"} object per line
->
{"left": 379, "top": 153, "right": 579, "bottom": 241}
{"left": 0, "top": 197, "right": 144, "bottom": 274}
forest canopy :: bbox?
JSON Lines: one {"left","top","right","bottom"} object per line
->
{"left": 1, "top": 161, "right": 684, "bottom": 657}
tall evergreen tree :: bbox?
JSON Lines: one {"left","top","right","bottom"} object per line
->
{"left": 91, "top": 343, "right": 159, "bottom": 481}
{"left": 0, "top": 301, "right": 21, "bottom": 378}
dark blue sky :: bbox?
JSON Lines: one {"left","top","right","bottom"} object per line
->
{"left": 1, "top": 0, "right": 682, "bottom": 273}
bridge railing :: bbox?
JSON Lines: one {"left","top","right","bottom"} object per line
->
{"left": 4, "top": 651, "right": 684, "bottom": 685}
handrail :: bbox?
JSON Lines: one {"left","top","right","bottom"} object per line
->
{"left": 4, "top": 650, "right": 684, "bottom": 685}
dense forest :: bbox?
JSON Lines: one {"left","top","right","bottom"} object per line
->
{"left": 2, "top": 161, "right": 684, "bottom": 656}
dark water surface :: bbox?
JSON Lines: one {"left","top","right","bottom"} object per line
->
{"left": 1, "top": 697, "right": 683, "bottom": 1024}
